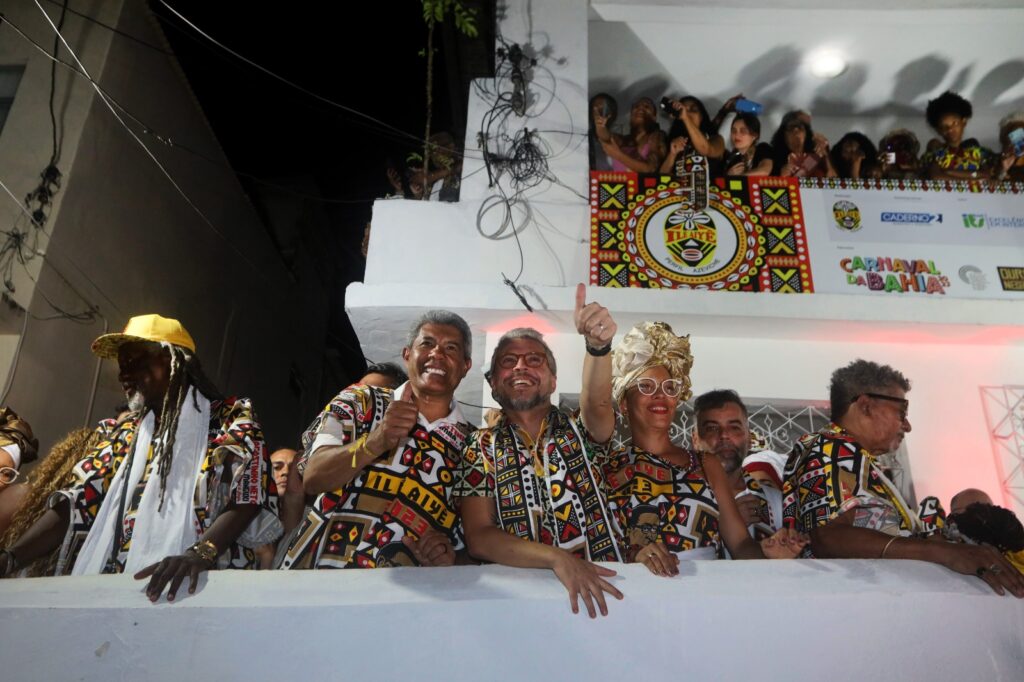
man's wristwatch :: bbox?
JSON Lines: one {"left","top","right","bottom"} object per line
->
{"left": 186, "top": 539, "right": 219, "bottom": 566}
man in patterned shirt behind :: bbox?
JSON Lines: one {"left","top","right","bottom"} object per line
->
{"left": 0, "top": 314, "right": 281, "bottom": 600}
{"left": 281, "top": 310, "right": 474, "bottom": 569}
{"left": 782, "top": 358, "right": 1023, "bottom": 597}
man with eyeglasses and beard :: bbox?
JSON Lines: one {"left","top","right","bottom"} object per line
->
{"left": 781, "top": 359, "right": 1024, "bottom": 597}
{"left": 457, "top": 285, "right": 625, "bottom": 618}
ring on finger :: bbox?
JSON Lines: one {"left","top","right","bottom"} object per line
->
{"left": 989, "top": 563, "right": 1002, "bottom": 574}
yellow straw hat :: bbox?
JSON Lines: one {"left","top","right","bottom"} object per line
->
{"left": 91, "top": 314, "right": 196, "bottom": 359}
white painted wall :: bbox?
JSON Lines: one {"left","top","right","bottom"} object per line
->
{"left": 2, "top": 562, "right": 1022, "bottom": 680}
{"left": 0, "top": 1, "right": 328, "bottom": 449}
{"left": 588, "top": 6, "right": 1024, "bottom": 148}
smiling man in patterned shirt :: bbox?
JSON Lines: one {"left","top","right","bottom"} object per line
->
{"left": 281, "top": 310, "right": 475, "bottom": 569}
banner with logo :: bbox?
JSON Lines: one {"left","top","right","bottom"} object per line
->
{"left": 801, "top": 178, "right": 1024, "bottom": 299}
{"left": 589, "top": 172, "right": 813, "bottom": 292}
{"left": 588, "top": 173, "right": 1024, "bottom": 298}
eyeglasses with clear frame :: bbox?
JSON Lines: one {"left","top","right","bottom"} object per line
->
{"left": 631, "top": 377, "right": 684, "bottom": 398}
{"left": 0, "top": 467, "right": 18, "bottom": 485}
{"left": 496, "top": 352, "right": 547, "bottom": 370}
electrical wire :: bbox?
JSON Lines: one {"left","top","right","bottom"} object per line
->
{"left": 47, "top": 0, "right": 68, "bottom": 167}
{"left": 155, "top": 0, "right": 484, "bottom": 163}
{"left": 0, "top": 14, "right": 433, "bottom": 207}
{"left": 33, "top": 0, "right": 270, "bottom": 281}
{"left": 0, "top": 177, "right": 44, "bottom": 230}
{"left": 40, "top": 0, "right": 175, "bottom": 55}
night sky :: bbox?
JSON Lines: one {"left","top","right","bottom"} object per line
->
{"left": 153, "top": 1, "right": 454, "bottom": 198}
{"left": 149, "top": 1, "right": 469, "bottom": 390}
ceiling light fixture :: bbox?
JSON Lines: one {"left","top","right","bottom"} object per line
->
{"left": 808, "top": 49, "right": 847, "bottom": 79}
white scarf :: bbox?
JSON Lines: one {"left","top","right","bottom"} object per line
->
{"left": 72, "top": 389, "right": 211, "bottom": 575}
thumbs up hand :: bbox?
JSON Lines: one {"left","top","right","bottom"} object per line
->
{"left": 573, "top": 283, "right": 616, "bottom": 349}
{"left": 366, "top": 384, "right": 420, "bottom": 457}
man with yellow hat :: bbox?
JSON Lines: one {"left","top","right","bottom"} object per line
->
{"left": 0, "top": 314, "right": 281, "bottom": 601}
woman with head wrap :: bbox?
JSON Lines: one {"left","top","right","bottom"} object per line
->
{"left": 591, "top": 321, "right": 806, "bottom": 576}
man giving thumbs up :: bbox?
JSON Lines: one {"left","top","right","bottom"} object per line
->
{"left": 281, "top": 311, "right": 475, "bottom": 569}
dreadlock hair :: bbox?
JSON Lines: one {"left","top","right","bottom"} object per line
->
{"left": 147, "top": 343, "right": 222, "bottom": 511}
{"left": 1, "top": 427, "right": 99, "bottom": 577}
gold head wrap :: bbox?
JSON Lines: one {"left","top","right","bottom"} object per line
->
{"left": 610, "top": 321, "right": 693, "bottom": 403}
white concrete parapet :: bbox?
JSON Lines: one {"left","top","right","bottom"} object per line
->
{"left": 2, "top": 561, "right": 1022, "bottom": 681}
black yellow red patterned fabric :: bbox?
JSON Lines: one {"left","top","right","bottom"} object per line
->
{"left": 601, "top": 447, "right": 724, "bottom": 558}
{"left": 456, "top": 408, "right": 620, "bottom": 562}
{"left": 282, "top": 384, "right": 473, "bottom": 569}
{"left": 54, "top": 397, "right": 274, "bottom": 573}
{"left": 781, "top": 422, "right": 918, "bottom": 536}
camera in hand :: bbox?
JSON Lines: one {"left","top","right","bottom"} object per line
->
{"left": 660, "top": 97, "right": 678, "bottom": 117}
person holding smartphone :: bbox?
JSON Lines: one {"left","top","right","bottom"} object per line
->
{"left": 877, "top": 129, "right": 922, "bottom": 180}
{"left": 770, "top": 111, "right": 835, "bottom": 178}
{"left": 589, "top": 93, "right": 618, "bottom": 171}
{"left": 995, "top": 112, "right": 1024, "bottom": 183}
{"left": 595, "top": 96, "right": 667, "bottom": 174}
{"left": 723, "top": 113, "right": 773, "bottom": 177}
{"left": 659, "top": 95, "right": 726, "bottom": 177}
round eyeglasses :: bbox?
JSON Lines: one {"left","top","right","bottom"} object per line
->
{"left": 0, "top": 466, "right": 19, "bottom": 485}
{"left": 631, "top": 377, "right": 684, "bottom": 397}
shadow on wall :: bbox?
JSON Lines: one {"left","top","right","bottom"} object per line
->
{"left": 588, "top": 21, "right": 681, "bottom": 108}
{"left": 591, "top": 37, "right": 1024, "bottom": 146}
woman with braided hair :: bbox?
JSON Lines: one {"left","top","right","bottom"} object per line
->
{"left": 588, "top": 321, "right": 807, "bottom": 575}
{"left": 0, "top": 427, "right": 99, "bottom": 576}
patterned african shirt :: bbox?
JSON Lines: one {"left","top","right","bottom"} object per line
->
{"left": 52, "top": 397, "right": 278, "bottom": 574}
{"left": 781, "top": 422, "right": 921, "bottom": 537}
{"left": 281, "top": 382, "right": 473, "bottom": 569}
{"left": 455, "top": 408, "right": 621, "bottom": 562}
{"left": 922, "top": 139, "right": 995, "bottom": 173}
{"left": 601, "top": 447, "right": 725, "bottom": 559}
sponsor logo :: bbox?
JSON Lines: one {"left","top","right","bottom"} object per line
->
{"left": 881, "top": 212, "right": 942, "bottom": 225}
{"left": 832, "top": 200, "right": 861, "bottom": 232}
{"left": 997, "top": 266, "right": 1024, "bottom": 292}
{"left": 962, "top": 213, "right": 1024, "bottom": 229}
{"left": 840, "top": 256, "right": 950, "bottom": 294}
{"left": 957, "top": 265, "right": 987, "bottom": 291}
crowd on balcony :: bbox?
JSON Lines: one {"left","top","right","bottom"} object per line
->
{"left": 0, "top": 304, "right": 1022, "bottom": 615}
{"left": 590, "top": 90, "right": 1024, "bottom": 183}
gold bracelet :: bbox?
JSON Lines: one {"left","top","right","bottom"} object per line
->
{"left": 187, "top": 539, "right": 219, "bottom": 566}
{"left": 880, "top": 535, "right": 899, "bottom": 559}
{"left": 350, "top": 434, "right": 370, "bottom": 467}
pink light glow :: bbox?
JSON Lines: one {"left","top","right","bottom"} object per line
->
{"left": 484, "top": 314, "right": 558, "bottom": 336}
